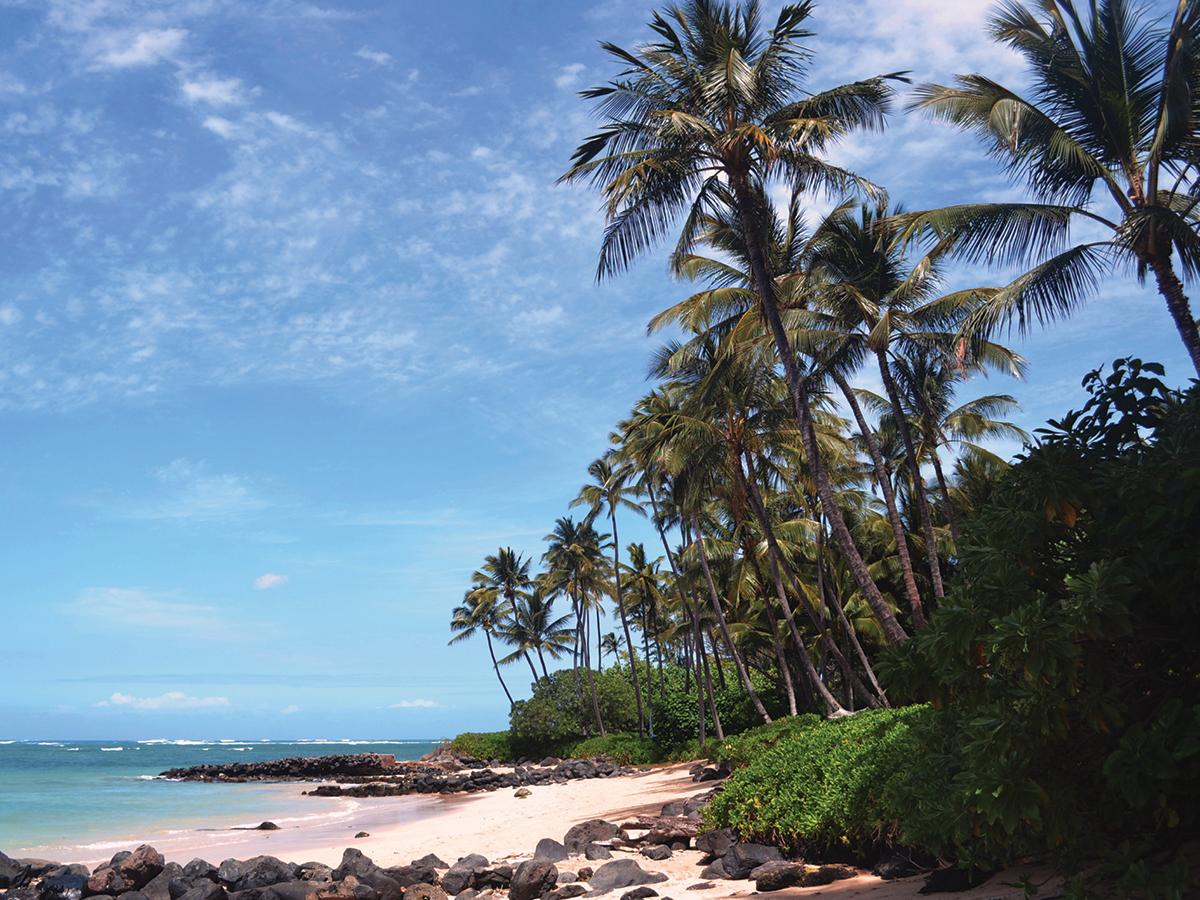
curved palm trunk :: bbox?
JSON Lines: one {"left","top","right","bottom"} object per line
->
{"left": 744, "top": 549, "right": 798, "bottom": 715}
{"left": 1147, "top": 252, "right": 1200, "bottom": 377}
{"left": 483, "top": 629, "right": 514, "bottom": 710}
{"left": 581, "top": 604, "right": 606, "bottom": 735}
{"left": 728, "top": 174, "right": 908, "bottom": 645}
{"left": 536, "top": 647, "right": 550, "bottom": 680}
{"left": 876, "top": 350, "right": 945, "bottom": 601}
{"left": 692, "top": 516, "right": 772, "bottom": 723}
{"left": 830, "top": 368, "right": 926, "bottom": 626}
{"left": 735, "top": 454, "right": 883, "bottom": 709}
{"left": 696, "top": 621, "right": 725, "bottom": 741}
{"left": 523, "top": 651, "right": 539, "bottom": 684}
{"left": 609, "top": 511, "right": 646, "bottom": 737}
{"left": 925, "top": 427, "right": 961, "bottom": 549}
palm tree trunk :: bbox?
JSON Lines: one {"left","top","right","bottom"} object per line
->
{"left": 926, "top": 429, "right": 961, "bottom": 549}
{"left": 580, "top": 605, "right": 606, "bottom": 736}
{"left": 688, "top": 605, "right": 706, "bottom": 748}
{"left": 609, "top": 511, "right": 646, "bottom": 737}
{"left": 754, "top": 556, "right": 798, "bottom": 715}
{"left": 523, "top": 651, "right": 539, "bottom": 684}
{"left": 830, "top": 368, "right": 926, "bottom": 625}
{"left": 876, "top": 349, "right": 945, "bottom": 602}
{"left": 696, "top": 623, "right": 725, "bottom": 740}
{"left": 484, "top": 630, "right": 514, "bottom": 710}
{"left": 692, "top": 517, "right": 773, "bottom": 723}
{"left": 728, "top": 173, "right": 908, "bottom": 645}
{"left": 1147, "top": 252, "right": 1200, "bottom": 377}
{"left": 536, "top": 646, "right": 550, "bottom": 680}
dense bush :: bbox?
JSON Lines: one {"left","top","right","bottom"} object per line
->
{"left": 509, "top": 667, "right": 639, "bottom": 754}
{"left": 648, "top": 664, "right": 788, "bottom": 747}
{"left": 710, "top": 713, "right": 821, "bottom": 769}
{"left": 448, "top": 730, "right": 513, "bottom": 760}
{"left": 882, "top": 360, "right": 1200, "bottom": 886}
{"left": 705, "top": 706, "right": 930, "bottom": 858}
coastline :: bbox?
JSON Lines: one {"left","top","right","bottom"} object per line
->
{"left": 10, "top": 763, "right": 1053, "bottom": 899}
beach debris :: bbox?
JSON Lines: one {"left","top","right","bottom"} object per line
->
{"left": 683, "top": 884, "right": 712, "bottom": 892}
{"left": 532, "top": 840, "right": 568, "bottom": 864}
{"left": 582, "top": 860, "right": 667, "bottom": 896}
{"left": 719, "top": 843, "right": 782, "bottom": 880}
{"left": 618, "top": 817, "right": 699, "bottom": 849}
{"left": 507, "top": 860, "right": 558, "bottom": 900}
{"left": 563, "top": 821, "right": 626, "bottom": 856}
{"left": 513, "top": 788, "right": 531, "bottom": 799}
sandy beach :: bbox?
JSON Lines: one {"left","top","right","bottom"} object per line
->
{"left": 52, "top": 764, "right": 1053, "bottom": 900}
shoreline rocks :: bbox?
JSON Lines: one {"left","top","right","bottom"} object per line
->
{"left": 303, "top": 760, "right": 633, "bottom": 800}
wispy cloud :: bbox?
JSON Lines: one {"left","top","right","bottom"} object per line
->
{"left": 95, "top": 691, "right": 230, "bottom": 710}
{"left": 354, "top": 46, "right": 392, "bottom": 66}
{"left": 92, "top": 29, "right": 187, "bottom": 70}
{"left": 554, "top": 63, "right": 586, "bottom": 89}
{"left": 280, "top": 703, "right": 301, "bottom": 714}
{"left": 390, "top": 699, "right": 439, "bottom": 709}
{"left": 121, "top": 458, "right": 269, "bottom": 521}
{"left": 181, "top": 75, "right": 245, "bottom": 106}
{"left": 254, "top": 573, "right": 288, "bottom": 590}
{"left": 65, "top": 587, "right": 222, "bottom": 632}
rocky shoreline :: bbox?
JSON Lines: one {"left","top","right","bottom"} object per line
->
{"left": 0, "top": 781, "right": 881, "bottom": 900}
{"left": 158, "top": 754, "right": 637, "bottom": 799}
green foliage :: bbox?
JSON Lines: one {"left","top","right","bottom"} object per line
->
{"left": 649, "top": 664, "right": 788, "bottom": 747}
{"left": 881, "top": 360, "right": 1200, "bottom": 878}
{"left": 509, "top": 667, "right": 639, "bottom": 754}
{"left": 710, "top": 714, "right": 822, "bottom": 769}
{"left": 448, "top": 730, "right": 513, "bottom": 761}
{"left": 705, "top": 706, "right": 931, "bottom": 857}
{"left": 558, "top": 733, "right": 659, "bottom": 765}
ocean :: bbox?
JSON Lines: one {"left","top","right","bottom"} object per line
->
{"left": 0, "top": 739, "right": 441, "bottom": 859}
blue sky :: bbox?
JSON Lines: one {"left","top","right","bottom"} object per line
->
{"left": 1, "top": 0, "right": 1189, "bottom": 740}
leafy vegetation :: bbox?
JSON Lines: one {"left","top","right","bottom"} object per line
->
{"left": 447, "top": 731, "right": 514, "bottom": 762}
{"left": 710, "top": 714, "right": 821, "bottom": 770}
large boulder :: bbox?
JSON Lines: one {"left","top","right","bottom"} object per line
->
{"left": 563, "top": 821, "right": 624, "bottom": 855}
{"left": 87, "top": 866, "right": 129, "bottom": 895}
{"left": 692, "top": 829, "right": 734, "bottom": 862}
{"left": 508, "top": 861, "right": 557, "bottom": 900}
{"left": 438, "top": 857, "right": 487, "bottom": 898}
{"left": 721, "top": 843, "right": 781, "bottom": 880}
{"left": 532, "top": 840, "right": 567, "bottom": 864}
{"left": 582, "top": 861, "right": 667, "bottom": 896}
{"left": 749, "top": 862, "right": 805, "bottom": 892}
{"left": 183, "top": 862, "right": 220, "bottom": 884}
{"left": 141, "top": 864, "right": 183, "bottom": 900}
{"left": 220, "top": 857, "right": 297, "bottom": 893}
{"left": 119, "top": 848, "right": 166, "bottom": 891}
{"left": 381, "top": 866, "right": 435, "bottom": 890}
{"left": 408, "top": 857, "right": 447, "bottom": 872}
{"left": 468, "top": 866, "right": 511, "bottom": 891}
{"left": 40, "top": 868, "right": 88, "bottom": 900}
{"left": 0, "top": 852, "right": 30, "bottom": 890}
{"left": 175, "top": 884, "right": 225, "bottom": 900}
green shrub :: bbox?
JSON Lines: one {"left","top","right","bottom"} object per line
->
{"left": 648, "top": 664, "right": 788, "bottom": 747}
{"left": 448, "top": 730, "right": 513, "bottom": 761}
{"left": 881, "top": 360, "right": 1200, "bottom": 880}
{"left": 559, "top": 732, "right": 658, "bottom": 765}
{"left": 510, "top": 667, "right": 639, "bottom": 754}
{"left": 711, "top": 713, "right": 821, "bottom": 769}
{"left": 705, "top": 706, "right": 931, "bottom": 858}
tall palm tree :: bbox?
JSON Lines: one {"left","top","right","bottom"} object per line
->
{"left": 448, "top": 588, "right": 515, "bottom": 710}
{"left": 562, "top": 0, "right": 912, "bottom": 644}
{"left": 622, "top": 541, "right": 667, "bottom": 705}
{"left": 471, "top": 547, "right": 535, "bottom": 616}
{"left": 573, "top": 453, "right": 648, "bottom": 736}
{"left": 499, "top": 588, "right": 574, "bottom": 680}
{"left": 899, "top": 0, "right": 1200, "bottom": 376}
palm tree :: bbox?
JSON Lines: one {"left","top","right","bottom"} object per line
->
{"left": 562, "top": 0, "right": 912, "bottom": 645}
{"left": 448, "top": 588, "right": 515, "bottom": 710}
{"left": 622, "top": 541, "right": 666, "bottom": 703}
{"left": 499, "top": 588, "right": 574, "bottom": 681}
{"left": 572, "top": 454, "right": 648, "bottom": 736}
{"left": 542, "top": 516, "right": 611, "bottom": 734}
{"left": 471, "top": 547, "right": 534, "bottom": 616}
{"left": 899, "top": 0, "right": 1200, "bottom": 376}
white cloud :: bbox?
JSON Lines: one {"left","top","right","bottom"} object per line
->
{"left": 355, "top": 46, "right": 392, "bottom": 66}
{"left": 202, "top": 116, "right": 238, "bottom": 139}
{"left": 554, "top": 63, "right": 586, "bottom": 90}
{"left": 181, "top": 76, "right": 244, "bottom": 106}
{"left": 280, "top": 704, "right": 301, "bottom": 715}
{"left": 93, "top": 29, "right": 186, "bottom": 70}
{"left": 513, "top": 305, "right": 564, "bottom": 330}
{"left": 254, "top": 573, "right": 288, "bottom": 590}
{"left": 133, "top": 458, "right": 268, "bottom": 521}
{"left": 0, "top": 305, "right": 21, "bottom": 326}
{"left": 66, "top": 587, "right": 221, "bottom": 631}
{"left": 389, "top": 699, "right": 438, "bottom": 709}
{"left": 95, "top": 691, "right": 230, "bottom": 710}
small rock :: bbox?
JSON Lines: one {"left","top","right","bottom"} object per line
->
{"left": 534, "top": 840, "right": 568, "bottom": 863}
{"left": 721, "top": 843, "right": 781, "bottom": 880}
{"left": 697, "top": 861, "right": 725, "bottom": 880}
{"left": 256, "top": 822, "right": 280, "bottom": 831}
{"left": 684, "top": 885, "right": 712, "bottom": 892}
{"left": 563, "top": 821, "right": 625, "bottom": 855}
{"left": 545, "top": 888, "right": 586, "bottom": 900}
{"left": 638, "top": 847, "right": 670, "bottom": 862}
{"left": 583, "top": 845, "right": 611, "bottom": 862}
{"left": 584, "top": 860, "right": 668, "bottom": 895}
{"left": 873, "top": 852, "right": 922, "bottom": 880}
{"left": 513, "top": 788, "right": 531, "bottom": 799}
{"left": 410, "top": 856, "right": 448, "bottom": 872}
{"left": 355, "top": 833, "right": 370, "bottom": 839}
{"left": 402, "top": 886, "right": 447, "bottom": 900}
{"left": 619, "top": 889, "right": 658, "bottom": 900}
{"left": 692, "top": 829, "right": 734, "bottom": 862}
{"left": 508, "top": 861, "right": 557, "bottom": 900}
{"left": 575, "top": 868, "right": 592, "bottom": 882}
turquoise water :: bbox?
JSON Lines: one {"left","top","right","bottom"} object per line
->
{"left": 0, "top": 739, "right": 440, "bottom": 857}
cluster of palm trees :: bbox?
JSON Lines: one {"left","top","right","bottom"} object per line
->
{"left": 450, "top": 0, "right": 1200, "bottom": 743}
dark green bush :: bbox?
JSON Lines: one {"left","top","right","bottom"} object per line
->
{"left": 648, "top": 664, "right": 787, "bottom": 747}
{"left": 882, "top": 360, "right": 1200, "bottom": 885}
{"left": 705, "top": 706, "right": 930, "bottom": 857}
{"left": 509, "top": 667, "right": 638, "bottom": 754}
{"left": 448, "top": 730, "right": 513, "bottom": 760}
{"left": 558, "top": 732, "right": 659, "bottom": 765}
{"left": 710, "top": 713, "right": 821, "bottom": 769}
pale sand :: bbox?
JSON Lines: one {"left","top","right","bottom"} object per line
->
{"left": 72, "top": 763, "right": 1055, "bottom": 899}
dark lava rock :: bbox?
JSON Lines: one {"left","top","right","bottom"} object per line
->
{"left": 256, "top": 823, "right": 280, "bottom": 831}
{"left": 749, "top": 861, "right": 805, "bottom": 892}
{"left": 119, "top": 847, "right": 166, "bottom": 890}
{"left": 40, "top": 869, "right": 88, "bottom": 900}
{"left": 919, "top": 867, "right": 993, "bottom": 894}
{"left": 222, "top": 857, "right": 298, "bottom": 893}
{"left": 87, "top": 866, "right": 129, "bottom": 895}
{"left": 409, "top": 856, "right": 447, "bottom": 872}
{"left": 0, "top": 851, "right": 31, "bottom": 890}
{"left": 721, "top": 843, "right": 781, "bottom": 880}
{"left": 696, "top": 861, "right": 725, "bottom": 881}
{"left": 296, "top": 864, "right": 333, "bottom": 883}
{"left": 563, "top": 821, "right": 625, "bottom": 856}
{"left": 160, "top": 755, "right": 398, "bottom": 783}
{"left": 873, "top": 851, "right": 923, "bottom": 881}
{"left": 439, "top": 857, "right": 487, "bottom": 898}
{"left": 545, "top": 886, "right": 586, "bottom": 900}
{"left": 383, "top": 865, "right": 437, "bottom": 889}
{"left": 683, "top": 885, "right": 712, "bottom": 892}
{"left": 141, "top": 864, "right": 183, "bottom": 900}
{"left": 508, "top": 861, "right": 558, "bottom": 900}
{"left": 183, "top": 861, "right": 220, "bottom": 884}
{"left": 618, "top": 889, "right": 657, "bottom": 900}
{"left": 449, "top": 891, "right": 475, "bottom": 900}
{"left": 637, "top": 847, "right": 670, "bottom": 862}
{"left": 354, "top": 834, "right": 369, "bottom": 840}
{"left": 582, "top": 845, "right": 611, "bottom": 862}
{"left": 468, "top": 865, "right": 511, "bottom": 891}
{"left": 691, "top": 829, "right": 733, "bottom": 862}
{"left": 584, "top": 861, "right": 668, "bottom": 896}
{"left": 575, "top": 869, "right": 592, "bottom": 882}
{"left": 533, "top": 840, "right": 568, "bottom": 863}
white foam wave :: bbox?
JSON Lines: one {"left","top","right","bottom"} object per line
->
{"left": 100, "top": 747, "right": 124, "bottom": 752}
